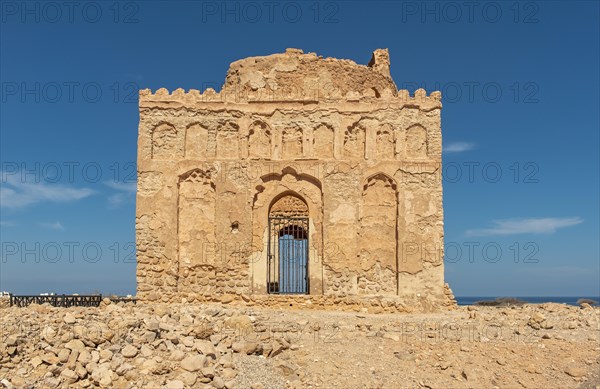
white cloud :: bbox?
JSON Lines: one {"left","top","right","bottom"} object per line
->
{"left": 0, "top": 174, "right": 94, "bottom": 209}
{"left": 0, "top": 220, "right": 15, "bottom": 227}
{"left": 39, "top": 221, "right": 65, "bottom": 231}
{"left": 104, "top": 181, "right": 136, "bottom": 208}
{"left": 444, "top": 142, "right": 476, "bottom": 153}
{"left": 104, "top": 181, "right": 136, "bottom": 192}
{"left": 466, "top": 217, "right": 583, "bottom": 236}
{"left": 108, "top": 192, "right": 128, "bottom": 207}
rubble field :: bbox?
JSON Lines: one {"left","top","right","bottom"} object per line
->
{"left": 1, "top": 300, "right": 598, "bottom": 389}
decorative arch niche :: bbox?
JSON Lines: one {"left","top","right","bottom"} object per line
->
{"left": 358, "top": 173, "right": 398, "bottom": 295}
{"left": 177, "top": 168, "right": 217, "bottom": 293}
{"left": 313, "top": 124, "right": 334, "bottom": 158}
{"left": 406, "top": 124, "right": 428, "bottom": 159}
{"left": 185, "top": 122, "right": 210, "bottom": 159}
{"left": 282, "top": 126, "right": 303, "bottom": 158}
{"left": 344, "top": 121, "right": 366, "bottom": 159}
{"left": 269, "top": 193, "right": 309, "bottom": 218}
{"left": 151, "top": 122, "right": 182, "bottom": 159}
{"left": 216, "top": 121, "right": 240, "bottom": 159}
{"left": 376, "top": 123, "right": 395, "bottom": 160}
{"left": 248, "top": 120, "right": 272, "bottom": 159}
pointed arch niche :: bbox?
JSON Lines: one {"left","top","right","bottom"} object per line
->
{"left": 248, "top": 120, "right": 272, "bottom": 159}
{"left": 313, "top": 124, "right": 334, "bottom": 158}
{"left": 358, "top": 173, "right": 398, "bottom": 295}
{"left": 406, "top": 124, "right": 428, "bottom": 159}
{"left": 177, "top": 168, "right": 217, "bottom": 293}
{"left": 343, "top": 121, "right": 366, "bottom": 159}
{"left": 375, "top": 123, "right": 395, "bottom": 160}
{"left": 185, "top": 122, "right": 210, "bottom": 159}
{"left": 151, "top": 122, "right": 183, "bottom": 159}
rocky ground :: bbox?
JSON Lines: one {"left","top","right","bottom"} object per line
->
{"left": 0, "top": 299, "right": 598, "bottom": 389}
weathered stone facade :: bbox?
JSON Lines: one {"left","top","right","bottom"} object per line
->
{"left": 136, "top": 48, "right": 454, "bottom": 310}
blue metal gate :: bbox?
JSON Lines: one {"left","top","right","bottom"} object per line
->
{"left": 267, "top": 217, "right": 309, "bottom": 294}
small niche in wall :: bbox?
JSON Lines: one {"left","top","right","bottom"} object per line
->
{"left": 231, "top": 221, "right": 239, "bottom": 233}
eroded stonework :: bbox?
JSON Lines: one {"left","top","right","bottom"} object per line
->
{"left": 136, "top": 48, "right": 455, "bottom": 310}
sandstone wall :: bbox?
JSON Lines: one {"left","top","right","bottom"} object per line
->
{"left": 136, "top": 49, "right": 452, "bottom": 309}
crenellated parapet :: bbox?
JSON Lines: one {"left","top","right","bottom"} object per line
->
{"left": 139, "top": 86, "right": 442, "bottom": 111}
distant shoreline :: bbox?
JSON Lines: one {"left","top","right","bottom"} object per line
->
{"left": 456, "top": 296, "right": 600, "bottom": 306}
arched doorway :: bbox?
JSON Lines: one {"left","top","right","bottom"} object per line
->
{"left": 267, "top": 194, "right": 309, "bottom": 294}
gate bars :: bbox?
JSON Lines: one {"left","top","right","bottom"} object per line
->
{"left": 267, "top": 217, "right": 309, "bottom": 294}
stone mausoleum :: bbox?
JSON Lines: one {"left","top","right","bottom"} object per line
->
{"left": 136, "top": 49, "right": 455, "bottom": 310}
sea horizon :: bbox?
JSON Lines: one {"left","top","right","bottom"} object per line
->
{"left": 456, "top": 296, "right": 600, "bottom": 306}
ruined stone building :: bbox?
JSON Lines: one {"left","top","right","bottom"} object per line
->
{"left": 136, "top": 49, "right": 454, "bottom": 309}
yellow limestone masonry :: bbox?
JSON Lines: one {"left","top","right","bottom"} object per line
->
{"left": 136, "top": 48, "right": 456, "bottom": 312}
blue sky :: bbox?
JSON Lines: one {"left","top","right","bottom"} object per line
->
{"left": 1, "top": 1, "right": 598, "bottom": 297}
